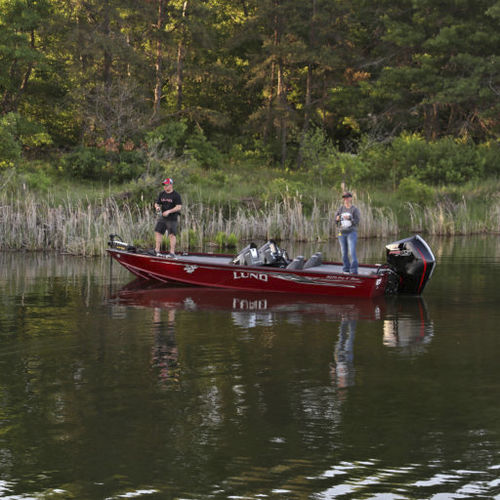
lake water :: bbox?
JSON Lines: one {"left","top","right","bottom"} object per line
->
{"left": 1, "top": 236, "right": 500, "bottom": 499}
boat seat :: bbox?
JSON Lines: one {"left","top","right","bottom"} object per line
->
{"left": 304, "top": 252, "right": 322, "bottom": 269}
{"left": 286, "top": 256, "right": 304, "bottom": 270}
{"left": 231, "top": 243, "right": 262, "bottom": 266}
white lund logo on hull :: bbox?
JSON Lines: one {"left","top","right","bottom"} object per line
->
{"left": 233, "top": 271, "right": 269, "bottom": 282}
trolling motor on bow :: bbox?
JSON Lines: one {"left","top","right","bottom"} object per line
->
{"left": 108, "top": 234, "right": 136, "bottom": 252}
{"left": 385, "top": 235, "right": 436, "bottom": 295}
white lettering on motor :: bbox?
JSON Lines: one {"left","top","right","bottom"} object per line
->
{"left": 233, "top": 271, "right": 269, "bottom": 282}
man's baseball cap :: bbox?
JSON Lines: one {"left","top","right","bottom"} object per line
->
{"left": 162, "top": 178, "right": 173, "bottom": 185}
{"left": 342, "top": 192, "right": 353, "bottom": 198}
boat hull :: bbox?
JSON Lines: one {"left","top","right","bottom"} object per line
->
{"left": 108, "top": 249, "right": 389, "bottom": 298}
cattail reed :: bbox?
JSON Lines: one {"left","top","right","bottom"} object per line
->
{"left": 1, "top": 190, "right": 497, "bottom": 256}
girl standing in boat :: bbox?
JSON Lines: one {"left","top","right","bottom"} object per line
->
{"left": 335, "top": 192, "right": 360, "bottom": 274}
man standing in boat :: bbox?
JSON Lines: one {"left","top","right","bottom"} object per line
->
{"left": 335, "top": 192, "right": 360, "bottom": 274}
{"left": 154, "top": 178, "right": 182, "bottom": 256}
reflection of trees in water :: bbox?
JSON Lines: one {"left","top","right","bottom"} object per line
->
{"left": 0, "top": 252, "right": 131, "bottom": 309}
{"left": 151, "top": 308, "right": 180, "bottom": 388}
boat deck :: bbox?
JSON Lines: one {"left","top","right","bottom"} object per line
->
{"left": 156, "top": 252, "right": 380, "bottom": 277}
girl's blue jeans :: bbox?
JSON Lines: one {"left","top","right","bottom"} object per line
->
{"left": 338, "top": 230, "right": 358, "bottom": 274}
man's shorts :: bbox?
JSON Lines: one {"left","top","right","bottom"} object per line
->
{"left": 154, "top": 218, "right": 178, "bottom": 236}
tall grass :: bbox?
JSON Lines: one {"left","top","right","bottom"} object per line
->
{"left": 1, "top": 189, "right": 498, "bottom": 256}
{"left": 407, "top": 199, "right": 500, "bottom": 235}
{"left": 1, "top": 192, "right": 152, "bottom": 255}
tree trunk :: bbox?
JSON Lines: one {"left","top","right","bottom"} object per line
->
{"left": 4, "top": 29, "right": 36, "bottom": 113}
{"left": 239, "top": 0, "right": 249, "bottom": 17}
{"left": 297, "top": 0, "right": 317, "bottom": 169}
{"left": 264, "top": 0, "right": 279, "bottom": 145}
{"left": 152, "top": 0, "right": 165, "bottom": 120}
{"left": 176, "top": 0, "right": 188, "bottom": 112}
{"left": 277, "top": 57, "right": 287, "bottom": 168}
{"left": 102, "top": 0, "right": 112, "bottom": 88}
{"left": 296, "top": 64, "right": 313, "bottom": 169}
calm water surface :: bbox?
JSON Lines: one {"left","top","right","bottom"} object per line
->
{"left": 1, "top": 237, "right": 500, "bottom": 499}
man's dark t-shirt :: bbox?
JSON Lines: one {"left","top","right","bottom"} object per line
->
{"left": 156, "top": 190, "right": 182, "bottom": 220}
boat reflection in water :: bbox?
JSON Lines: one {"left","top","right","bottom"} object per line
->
{"left": 330, "top": 297, "right": 434, "bottom": 390}
{"left": 382, "top": 296, "right": 434, "bottom": 354}
{"left": 113, "top": 279, "right": 385, "bottom": 318}
{"left": 114, "top": 278, "right": 386, "bottom": 324}
{"left": 113, "top": 280, "right": 434, "bottom": 387}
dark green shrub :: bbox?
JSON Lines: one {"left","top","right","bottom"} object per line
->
{"left": 397, "top": 177, "right": 434, "bottom": 204}
{"left": 480, "top": 141, "right": 500, "bottom": 176}
{"left": 111, "top": 150, "right": 146, "bottom": 182}
{"left": 389, "top": 134, "right": 483, "bottom": 185}
{"left": 145, "top": 120, "right": 188, "bottom": 156}
{"left": 185, "top": 128, "right": 223, "bottom": 169}
{"left": 0, "top": 113, "right": 52, "bottom": 168}
{"left": 0, "top": 117, "right": 22, "bottom": 168}
{"left": 61, "top": 147, "right": 145, "bottom": 181}
{"left": 61, "top": 147, "right": 109, "bottom": 179}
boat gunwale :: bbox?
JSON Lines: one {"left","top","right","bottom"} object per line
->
{"left": 106, "top": 248, "right": 385, "bottom": 281}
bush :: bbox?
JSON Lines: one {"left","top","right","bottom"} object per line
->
{"left": 111, "top": 150, "right": 146, "bottom": 182}
{"left": 397, "top": 177, "right": 434, "bottom": 204}
{"left": 299, "top": 128, "right": 335, "bottom": 169}
{"left": 145, "top": 121, "right": 188, "bottom": 164}
{"left": 333, "top": 152, "right": 373, "bottom": 185}
{"left": 389, "top": 134, "right": 484, "bottom": 185}
{"left": 61, "top": 147, "right": 109, "bottom": 179}
{"left": 0, "top": 116, "right": 22, "bottom": 168}
{"left": 61, "top": 147, "right": 145, "bottom": 181}
{"left": 185, "top": 127, "right": 223, "bottom": 169}
{"left": 480, "top": 140, "right": 500, "bottom": 176}
{"left": 0, "top": 113, "right": 52, "bottom": 168}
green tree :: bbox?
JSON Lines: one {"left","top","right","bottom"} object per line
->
{"left": 365, "top": 0, "right": 500, "bottom": 140}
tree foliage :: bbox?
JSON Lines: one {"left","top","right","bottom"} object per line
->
{"left": 0, "top": 0, "right": 498, "bottom": 171}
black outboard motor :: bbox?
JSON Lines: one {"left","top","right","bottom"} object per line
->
{"left": 386, "top": 235, "right": 436, "bottom": 295}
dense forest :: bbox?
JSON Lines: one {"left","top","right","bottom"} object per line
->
{"left": 1, "top": 0, "right": 500, "bottom": 252}
{"left": 1, "top": 0, "right": 499, "bottom": 176}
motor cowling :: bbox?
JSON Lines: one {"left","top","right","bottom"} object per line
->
{"left": 386, "top": 235, "right": 436, "bottom": 295}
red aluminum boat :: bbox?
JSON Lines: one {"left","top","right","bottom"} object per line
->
{"left": 107, "top": 235, "right": 435, "bottom": 298}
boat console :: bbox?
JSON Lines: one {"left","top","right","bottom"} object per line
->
{"left": 232, "top": 240, "right": 289, "bottom": 268}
